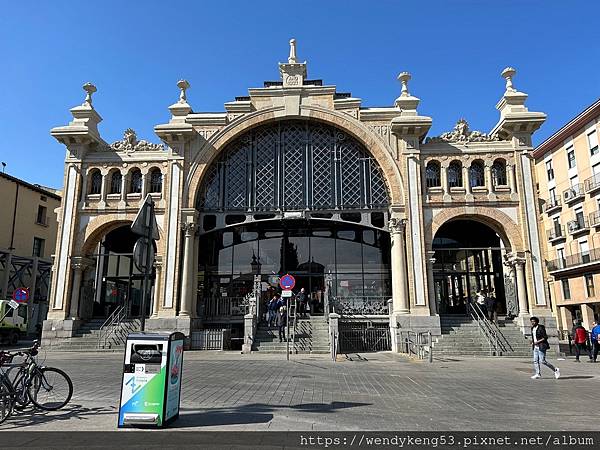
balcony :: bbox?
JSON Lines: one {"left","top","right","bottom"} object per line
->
{"left": 543, "top": 197, "right": 562, "bottom": 214}
{"left": 585, "top": 173, "right": 600, "bottom": 195}
{"left": 546, "top": 225, "right": 566, "bottom": 243}
{"left": 590, "top": 210, "right": 600, "bottom": 227}
{"left": 548, "top": 248, "right": 600, "bottom": 272}
{"left": 567, "top": 216, "right": 589, "bottom": 236}
{"left": 563, "top": 183, "right": 585, "bottom": 205}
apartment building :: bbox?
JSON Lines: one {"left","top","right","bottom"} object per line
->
{"left": 534, "top": 99, "right": 600, "bottom": 332}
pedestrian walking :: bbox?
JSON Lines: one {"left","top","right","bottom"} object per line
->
{"left": 485, "top": 289, "right": 496, "bottom": 322}
{"left": 590, "top": 320, "right": 600, "bottom": 363}
{"left": 572, "top": 321, "right": 592, "bottom": 362}
{"left": 276, "top": 306, "right": 287, "bottom": 342}
{"left": 475, "top": 289, "right": 487, "bottom": 318}
{"left": 267, "top": 296, "right": 278, "bottom": 327}
{"left": 297, "top": 288, "right": 308, "bottom": 318}
{"left": 530, "top": 316, "right": 560, "bottom": 379}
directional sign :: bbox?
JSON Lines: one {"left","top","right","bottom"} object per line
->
{"left": 279, "top": 274, "right": 295, "bottom": 290}
{"left": 131, "top": 194, "right": 159, "bottom": 240}
{"left": 12, "top": 288, "right": 29, "bottom": 303}
{"left": 8, "top": 300, "right": 19, "bottom": 310}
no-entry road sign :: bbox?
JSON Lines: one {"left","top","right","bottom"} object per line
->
{"left": 279, "top": 274, "right": 295, "bottom": 290}
{"left": 12, "top": 288, "right": 29, "bottom": 303}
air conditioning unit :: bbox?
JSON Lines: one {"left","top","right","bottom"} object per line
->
{"left": 564, "top": 189, "right": 577, "bottom": 201}
{"left": 567, "top": 220, "right": 580, "bottom": 232}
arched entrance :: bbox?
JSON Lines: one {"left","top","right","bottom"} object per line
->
{"left": 85, "top": 225, "right": 154, "bottom": 319}
{"left": 432, "top": 219, "right": 512, "bottom": 316}
{"left": 195, "top": 119, "right": 393, "bottom": 322}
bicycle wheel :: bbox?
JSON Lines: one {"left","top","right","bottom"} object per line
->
{"left": 0, "top": 378, "right": 14, "bottom": 424}
{"left": 29, "top": 367, "right": 73, "bottom": 411}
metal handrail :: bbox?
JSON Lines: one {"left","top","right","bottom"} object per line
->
{"left": 97, "top": 304, "right": 128, "bottom": 349}
{"left": 468, "top": 302, "right": 513, "bottom": 355}
{"left": 398, "top": 330, "right": 433, "bottom": 362}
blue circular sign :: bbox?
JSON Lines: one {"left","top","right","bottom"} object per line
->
{"left": 12, "top": 288, "right": 29, "bottom": 303}
{"left": 279, "top": 274, "right": 296, "bottom": 290}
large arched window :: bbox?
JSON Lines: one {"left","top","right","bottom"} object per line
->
{"left": 198, "top": 120, "right": 390, "bottom": 211}
{"left": 109, "top": 171, "right": 122, "bottom": 194}
{"left": 89, "top": 169, "right": 102, "bottom": 195}
{"left": 129, "top": 169, "right": 142, "bottom": 194}
{"left": 149, "top": 168, "right": 162, "bottom": 193}
{"left": 492, "top": 159, "right": 507, "bottom": 186}
{"left": 425, "top": 161, "right": 441, "bottom": 188}
{"left": 447, "top": 161, "right": 463, "bottom": 188}
{"left": 469, "top": 160, "right": 485, "bottom": 187}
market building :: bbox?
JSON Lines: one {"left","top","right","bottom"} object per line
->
{"left": 533, "top": 98, "right": 600, "bottom": 333}
{"left": 43, "top": 41, "right": 555, "bottom": 354}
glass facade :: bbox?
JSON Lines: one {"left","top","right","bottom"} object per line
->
{"left": 198, "top": 221, "right": 391, "bottom": 317}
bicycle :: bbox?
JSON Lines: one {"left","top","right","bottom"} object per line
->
{"left": 0, "top": 341, "right": 73, "bottom": 424}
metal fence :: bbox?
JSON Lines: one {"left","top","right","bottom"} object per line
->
{"left": 203, "top": 296, "right": 248, "bottom": 319}
{"left": 398, "top": 330, "right": 433, "bottom": 362}
{"left": 191, "top": 329, "right": 232, "bottom": 350}
{"left": 338, "top": 321, "right": 391, "bottom": 353}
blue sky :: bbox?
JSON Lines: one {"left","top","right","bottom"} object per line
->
{"left": 1, "top": 1, "right": 599, "bottom": 189}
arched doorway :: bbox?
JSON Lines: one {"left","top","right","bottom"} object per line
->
{"left": 432, "top": 220, "right": 510, "bottom": 316}
{"left": 195, "top": 119, "right": 393, "bottom": 322}
{"left": 85, "top": 225, "right": 154, "bottom": 318}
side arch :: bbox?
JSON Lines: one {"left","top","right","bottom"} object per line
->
{"left": 186, "top": 107, "right": 405, "bottom": 209}
{"left": 427, "top": 207, "right": 524, "bottom": 252}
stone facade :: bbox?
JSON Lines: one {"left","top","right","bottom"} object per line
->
{"left": 44, "top": 41, "right": 554, "bottom": 348}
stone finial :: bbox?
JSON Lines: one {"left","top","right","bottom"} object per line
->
{"left": 177, "top": 79, "right": 190, "bottom": 104}
{"left": 82, "top": 82, "right": 97, "bottom": 107}
{"left": 398, "top": 72, "right": 411, "bottom": 97}
{"left": 288, "top": 38, "right": 297, "bottom": 63}
{"left": 501, "top": 67, "right": 517, "bottom": 93}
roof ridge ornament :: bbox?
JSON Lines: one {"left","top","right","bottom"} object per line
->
{"left": 398, "top": 72, "right": 411, "bottom": 97}
{"left": 501, "top": 67, "right": 517, "bottom": 93}
{"left": 82, "top": 82, "right": 97, "bottom": 108}
{"left": 426, "top": 118, "right": 500, "bottom": 143}
{"left": 107, "top": 128, "right": 165, "bottom": 153}
{"left": 177, "top": 79, "right": 190, "bottom": 104}
{"left": 288, "top": 38, "right": 297, "bottom": 64}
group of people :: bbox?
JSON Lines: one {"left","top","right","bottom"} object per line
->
{"left": 570, "top": 319, "right": 600, "bottom": 362}
{"left": 474, "top": 288, "right": 498, "bottom": 321}
{"left": 264, "top": 288, "right": 310, "bottom": 343}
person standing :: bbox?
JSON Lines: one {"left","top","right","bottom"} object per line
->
{"left": 475, "top": 289, "right": 487, "bottom": 318}
{"left": 267, "top": 296, "right": 278, "bottom": 327}
{"left": 276, "top": 306, "right": 287, "bottom": 342}
{"left": 297, "top": 288, "right": 308, "bottom": 319}
{"left": 572, "top": 321, "right": 592, "bottom": 362}
{"left": 590, "top": 320, "right": 600, "bottom": 363}
{"left": 530, "top": 316, "right": 560, "bottom": 379}
{"left": 485, "top": 289, "right": 496, "bottom": 322}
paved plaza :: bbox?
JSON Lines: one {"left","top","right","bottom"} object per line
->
{"left": 1, "top": 350, "right": 599, "bottom": 432}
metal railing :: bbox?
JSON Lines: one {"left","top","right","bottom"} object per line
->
{"left": 468, "top": 302, "right": 513, "bottom": 356}
{"left": 567, "top": 216, "right": 589, "bottom": 234}
{"left": 543, "top": 197, "right": 561, "bottom": 212}
{"left": 204, "top": 296, "right": 248, "bottom": 318}
{"left": 398, "top": 330, "right": 433, "bottom": 362}
{"left": 547, "top": 248, "right": 600, "bottom": 272}
{"left": 546, "top": 225, "right": 565, "bottom": 241}
{"left": 590, "top": 210, "right": 600, "bottom": 227}
{"left": 97, "top": 305, "right": 131, "bottom": 349}
{"left": 563, "top": 183, "right": 585, "bottom": 202}
{"left": 584, "top": 173, "right": 600, "bottom": 193}
{"left": 330, "top": 296, "right": 390, "bottom": 316}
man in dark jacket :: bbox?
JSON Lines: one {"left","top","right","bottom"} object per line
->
{"left": 276, "top": 307, "right": 287, "bottom": 342}
{"left": 297, "top": 288, "right": 308, "bottom": 318}
{"left": 590, "top": 321, "right": 600, "bottom": 363}
{"left": 530, "top": 316, "right": 560, "bottom": 379}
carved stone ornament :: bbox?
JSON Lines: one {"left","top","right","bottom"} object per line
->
{"left": 426, "top": 119, "right": 501, "bottom": 143}
{"left": 388, "top": 217, "right": 406, "bottom": 233}
{"left": 107, "top": 128, "right": 164, "bottom": 153}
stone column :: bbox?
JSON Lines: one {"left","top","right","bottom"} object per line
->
{"left": 484, "top": 164, "right": 492, "bottom": 190}
{"left": 463, "top": 165, "right": 470, "bottom": 191}
{"left": 440, "top": 163, "right": 448, "bottom": 196}
{"left": 515, "top": 260, "right": 529, "bottom": 317}
{"left": 68, "top": 256, "right": 94, "bottom": 320}
{"left": 581, "top": 303, "right": 595, "bottom": 329}
{"left": 390, "top": 217, "right": 409, "bottom": 314}
{"left": 151, "top": 256, "right": 163, "bottom": 317}
{"left": 179, "top": 222, "right": 196, "bottom": 317}
{"left": 507, "top": 163, "right": 517, "bottom": 193}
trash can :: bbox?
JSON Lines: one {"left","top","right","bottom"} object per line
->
{"left": 118, "top": 332, "right": 185, "bottom": 428}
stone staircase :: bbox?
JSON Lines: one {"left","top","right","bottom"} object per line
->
{"left": 432, "top": 316, "right": 532, "bottom": 357}
{"left": 45, "top": 318, "right": 140, "bottom": 352}
{"left": 253, "top": 317, "right": 330, "bottom": 354}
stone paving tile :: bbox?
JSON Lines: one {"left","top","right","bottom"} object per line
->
{"left": 1, "top": 351, "right": 599, "bottom": 431}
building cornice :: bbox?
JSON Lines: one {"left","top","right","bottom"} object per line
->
{"left": 533, "top": 97, "right": 600, "bottom": 160}
{"left": 0, "top": 172, "right": 61, "bottom": 200}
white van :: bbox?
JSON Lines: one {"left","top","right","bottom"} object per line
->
{"left": 0, "top": 300, "right": 27, "bottom": 345}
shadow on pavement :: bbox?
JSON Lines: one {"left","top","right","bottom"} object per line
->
{"left": 0, "top": 404, "right": 115, "bottom": 429}
{"left": 178, "top": 401, "right": 370, "bottom": 428}
{"left": 558, "top": 376, "right": 594, "bottom": 380}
